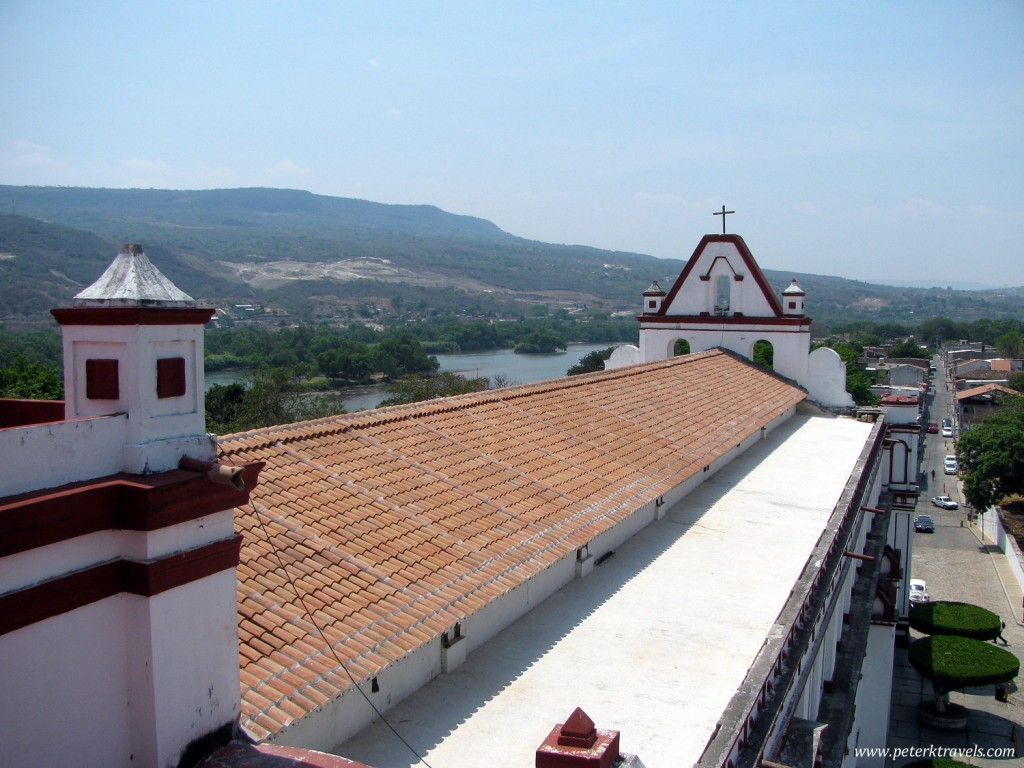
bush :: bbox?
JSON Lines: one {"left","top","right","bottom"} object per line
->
{"left": 908, "top": 601, "right": 1001, "bottom": 641}
{"left": 908, "top": 635, "right": 1019, "bottom": 692}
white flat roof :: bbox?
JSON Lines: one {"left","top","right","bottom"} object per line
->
{"left": 334, "top": 413, "right": 874, "bottom": 768}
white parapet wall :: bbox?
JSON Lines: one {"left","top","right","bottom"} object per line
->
{"left": 0, "top": 413, "right": 127, "bottom": 497}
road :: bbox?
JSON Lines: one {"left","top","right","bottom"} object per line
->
{"left": 888, "top": 354, "right": 1024, "bottom": 766}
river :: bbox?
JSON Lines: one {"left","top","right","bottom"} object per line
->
{"left": 205, "top": 343, "right": 620, "bottom": 413}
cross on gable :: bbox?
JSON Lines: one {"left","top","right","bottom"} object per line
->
{"left": 713, "top": 205, "right": 735, "bottom": 234}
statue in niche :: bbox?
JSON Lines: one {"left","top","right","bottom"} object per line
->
{"left": 715, "top": 275, "right": 730, "bottom": 313}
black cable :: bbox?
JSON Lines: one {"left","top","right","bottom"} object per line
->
{"left": 249, "top": 499, "right": 436, "bottom": 768}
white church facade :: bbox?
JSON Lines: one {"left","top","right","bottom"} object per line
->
{"left": 607, "top": 233, "right": 855, "bottom": 409}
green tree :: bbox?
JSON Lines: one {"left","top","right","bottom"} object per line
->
{"left": 673, "top": 339, "right": 690, "bottom": 356}
{"left": 206, "top": 367, "right": 337, "bottom": 433}
{"left": 379, "top": 372, "right": 489, "bottom": 406}
{"left": 995, "top": 330, "right": 1024, "bottom": 359}
{"left": 908, "top": 635, "right": 1018, "bottom": 714}
{"left": 514, "top": 330, "right": 566, "bottom": 354}
{"left": 885, "top": 338, "right": 929, "bottom": 358}
{"left": 0, "top": 353, "right": 63, "bottom": 399}
{"left": 907, "top": 600, "right": 1019, "bottom": 716}
{"left": 752, "top": 340, "right": 774, "bottom": 369}
{"left": 956, "top": 397, "right": 1024, "bottom": 510}
{"left": 567, "top": 347, "right": 614, "bottom": 376}
{"left": 205, "top": 382, "right": 247, "bottom": 434}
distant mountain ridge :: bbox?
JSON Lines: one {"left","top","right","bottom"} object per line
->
{"left": 0, "top": 185, "right": 1020, "bottom": 326}
{"left": 0, "top": 186, "right": 512, "bottom": 244}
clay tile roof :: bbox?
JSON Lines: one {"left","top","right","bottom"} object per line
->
{"left": 220, "top": 349, "right": 806, "bottom": 739}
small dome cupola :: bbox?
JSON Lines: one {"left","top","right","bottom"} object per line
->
{"left": 642, "top": 280, "right": 666, "bottom": 315}
{"left": 51, "top": 243, "right": 216, "bottom": 473}
{"left": 782, "top": 278, "right": 805, "bottom": 316}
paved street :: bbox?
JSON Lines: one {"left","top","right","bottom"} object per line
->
{"left": 887, "top": 358, "right": 1024, "bottom": 766}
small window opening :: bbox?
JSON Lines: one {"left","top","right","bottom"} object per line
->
{"left": 86, "top": 359, "right": 119, "bottom": 400}
{"left": 157, "top": 357, "right": 187, "bottom": 398}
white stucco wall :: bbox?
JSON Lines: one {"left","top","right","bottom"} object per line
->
{"left": 853, "top": 623, "right": 896, "bottom": 766}
{"left": 129, "top": 573, "right": 242, "bottom": 768}
{"left": 807, "top": 347, "right": 856, "bottom": 408}
{"left": 0, "top": 598, "right": 135, "bottom": 768}
{"left": 0, "top": 413, "right": 126, "bottom": 496}
{"left": 661, "top": 241, "right": 777, "bottom": 317}
{"left": 606, "top": 344, "right": 641, "bottom": 369}
{"left": 639, "top": 323, "right": 811, "bottom": 387}
{"left": 60, "top": 323, "right": 213, "bottom": 473}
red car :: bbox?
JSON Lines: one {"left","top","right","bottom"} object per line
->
{"left": 927, "top": 421, "right": 938, "bottom": 433}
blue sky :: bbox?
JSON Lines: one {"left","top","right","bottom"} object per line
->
{"left": 1, "top": 2, "right": 1021, "bottom": 287}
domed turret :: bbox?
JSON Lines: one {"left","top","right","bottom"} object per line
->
{"left": 642, "top": 280, "right": 666, "bottom": 315}
{"left": 782, "top": 278, "right": 805, "bottom": 317}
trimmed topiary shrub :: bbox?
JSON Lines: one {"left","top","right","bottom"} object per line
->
{"left": 909, "top": 601, "right": 1001, "bottom": 641}
{"left": 908, "top": 635, "right": 1019, "bottom": 712}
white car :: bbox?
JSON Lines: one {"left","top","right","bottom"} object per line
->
{"left": 909, "top": 579, "right": 929, "bottom": 604}
{"left": 944, "top": 460, "right": 958, "bottom": 475}
{"left": 941, "top": 426, "right": 954, "bottom": 437}
{"left": 931, "top": 495, "right": 959, "bottom": 510}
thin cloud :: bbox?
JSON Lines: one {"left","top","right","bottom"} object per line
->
{"left": 269, "top": 159, "right": 311, "bottom": 178}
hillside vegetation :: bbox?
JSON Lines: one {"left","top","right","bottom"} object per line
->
{"left": 1, "top": 185, "right": 1020, "bottom": 327}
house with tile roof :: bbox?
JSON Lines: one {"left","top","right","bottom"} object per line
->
{"left": 606, "top": 234, "right": 854, "bottom": 409}
{"left": 1, "top": 243, "right": 915, "bottom": 768}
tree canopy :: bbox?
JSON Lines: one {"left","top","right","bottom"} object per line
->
{"left": 206, "top": 367, "right": 337, "bottom": 434}
{"left": 908, "top": 601, "right": 1000, "bottom": 641}
{"left": 908, "top": 635, "right": 1018, "bottom": 696}
{"left": 378, "top": 372, "right": 489, "bottom": 406}
{"left": 567, "top": 347, "right": 614, "bottom": 376}
{"left": 0, "top": 352, "right": 63, "bottom": 400}
{"left": 956, "top": 397, "right": 1024, "bottom": 510}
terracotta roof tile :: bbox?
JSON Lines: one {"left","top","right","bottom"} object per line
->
{"left": 222, "top": 349, "right": 805, "bottom": 739}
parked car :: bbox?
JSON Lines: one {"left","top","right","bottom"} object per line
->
{"left": 944, "top": 460, "right": 958, "bottom": 475}
{"left": 941, "top": 426, "right": 954, "bottom": 437}
{"left": 931, "top": 495, "right": 959, "bottom": 509}
{"left": 927, "top": 421, "right": 939, "bottom": 433}
{"left": 909, "top": 578, "right": 929, "bottom": 604}
{"left": 914, "top": 514, "right": 935, "bottom": 532}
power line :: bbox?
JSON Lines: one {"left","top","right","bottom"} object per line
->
{"left": 249, "top": 499, "right": 436, "bottom": 768}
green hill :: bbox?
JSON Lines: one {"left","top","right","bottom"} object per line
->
{"left": 0, "top": 185, "right": 1019, "bottom": 327}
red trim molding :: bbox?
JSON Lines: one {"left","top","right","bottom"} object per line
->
{"left": 0, "top": 399, "right": 66, "bottom": 428}
{"left": 639, "top": 314, "right": 812, "bottom": 328}
{"left": 0, "top": 535, "right": 242, "bottom": 636}
{"left": 658, "top": 234, "right": 786, "bottom": 318}
{"left": 0, "top": 462, "right": 264, "bottom": 558}
{"left": 51, "top": 307, "right": 216, "bottom": 326}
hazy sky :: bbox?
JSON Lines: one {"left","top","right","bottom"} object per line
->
{"left": 1, "top": 2, "right": 1021, "bottom": 287}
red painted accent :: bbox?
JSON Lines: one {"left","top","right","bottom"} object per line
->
{"left": 0, "top": 534, "right": 242, "bottom": 636}
{"left": 0, "top": 462, "right": 264, "bottom": 558}
{"left": 0, "top": 399, "right": 65, "bottom": 428}
{"left": 157, "top": 357, "right": 187, "bottom": 398}
{"left": 51, "top": 307, "right": 215, "bottom": 326}
{"left": 640, "top": 314, "right": 811, "bottom": 328}
{"left": 843, "top": 551, "right": 875, "bottom": 562}
{"left": 86, "top": 358, "right": 119, "bottom": 399}
{"left": 203, "top": 742, "right": 376, "bottom": 767}
{"left": 656, "top": 234, "right": 786, "bottom": 318}
{"left": 536, "top": 708, "right": 620, "bottom": 768}
{"left": 558, "top": 708, "right": 598, "bottom": 748}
